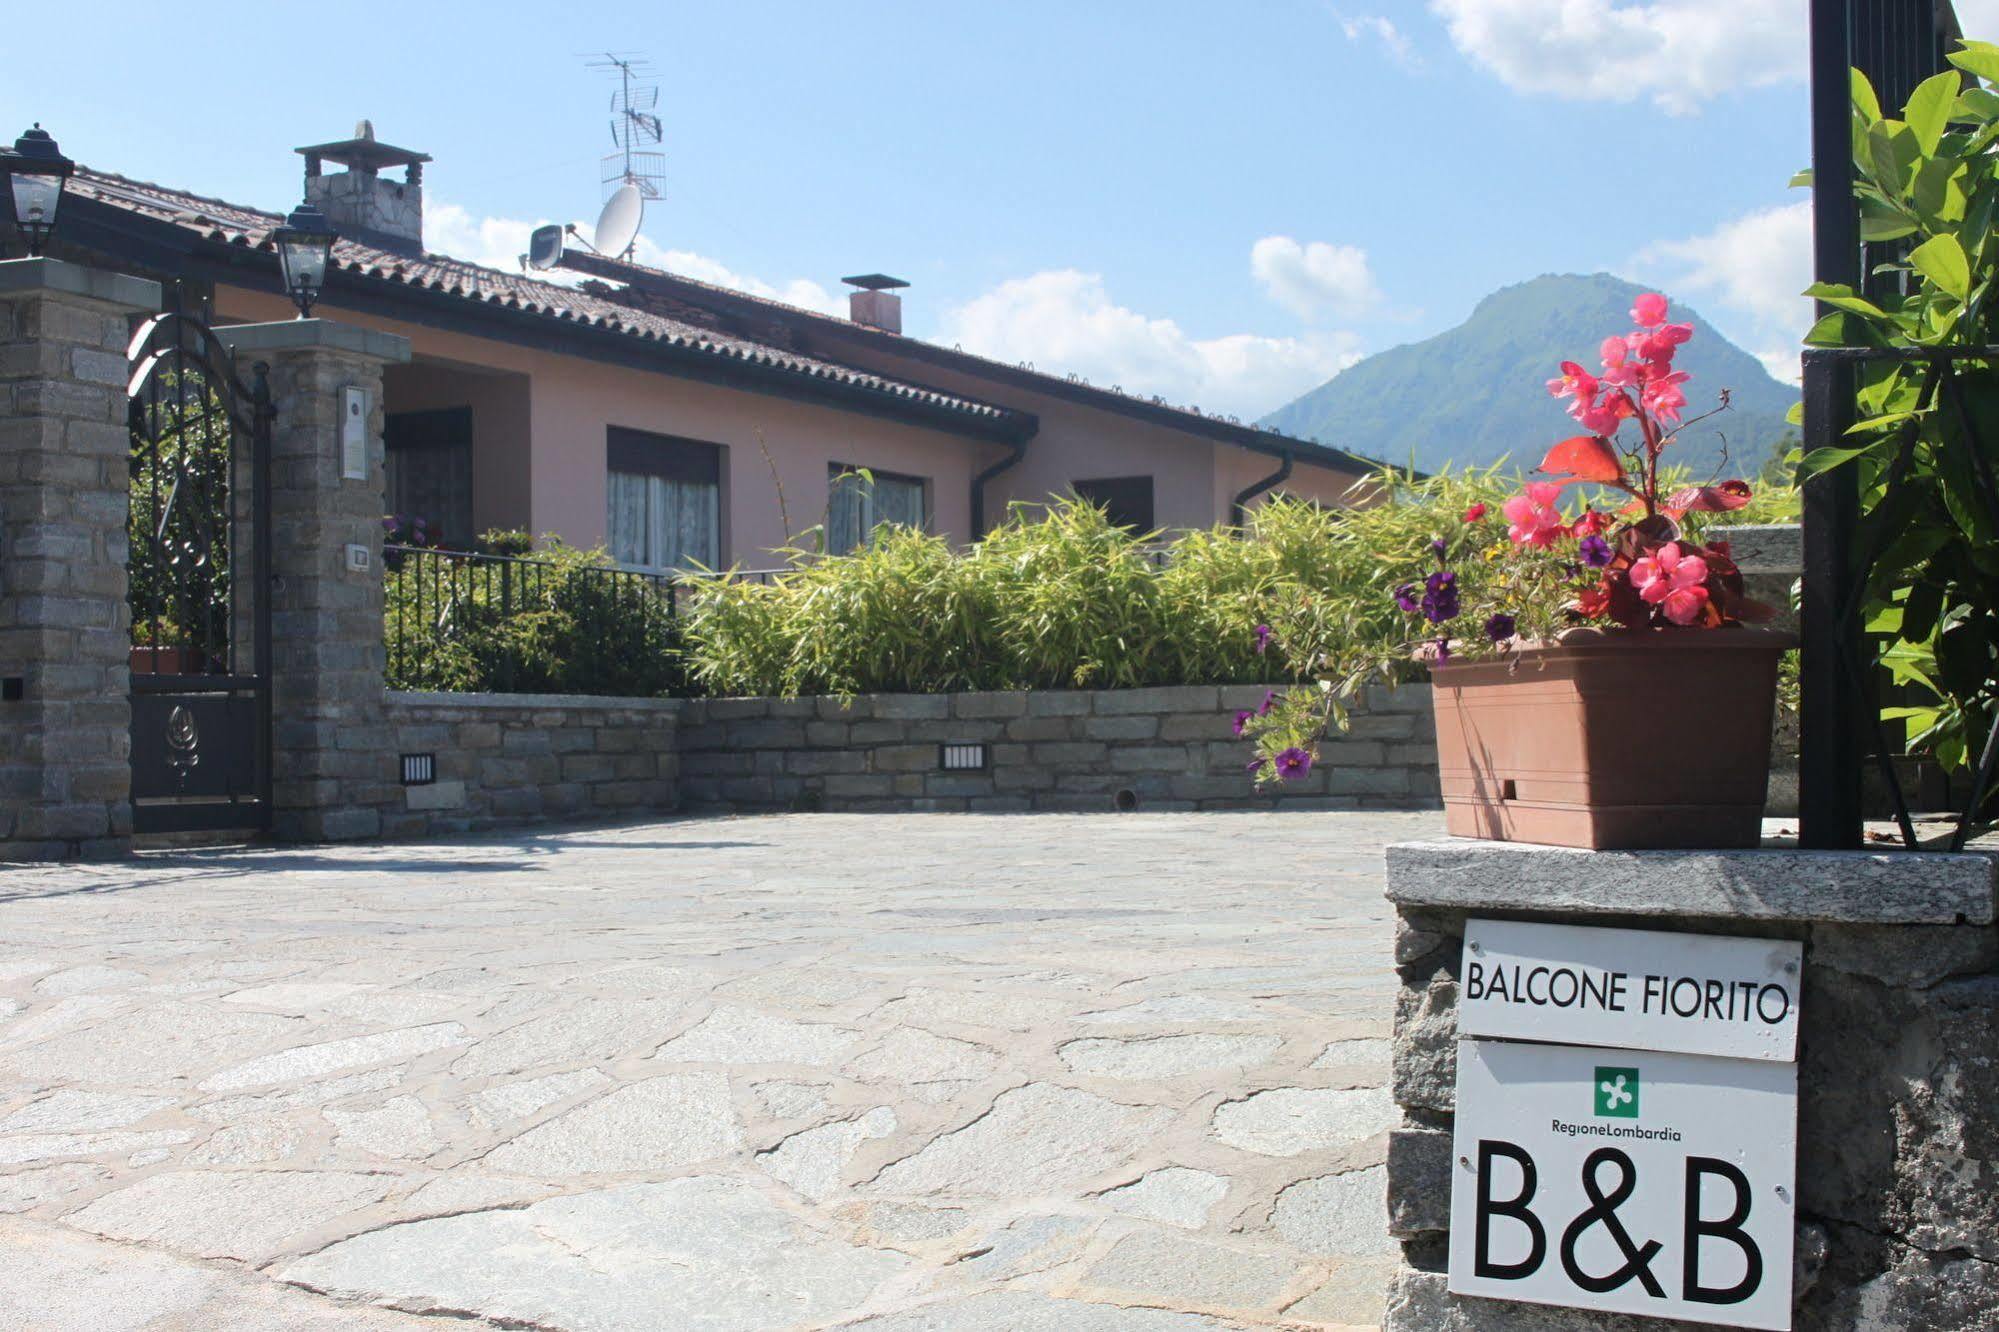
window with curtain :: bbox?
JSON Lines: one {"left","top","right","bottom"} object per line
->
{"left": 606, "top": 427, "right": 722, "bottom": 570}
{"left": 385, "top": 408, "right": 474, "bottom": 548}
{"left": 828, "top": 465, "right": 927, "bottom": 555}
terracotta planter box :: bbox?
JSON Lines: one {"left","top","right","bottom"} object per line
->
{"left": 1429, "top": 627, "right": 1796, "bottom": 850}
{"left": 130, "top": 646, "right": 208, "bottom": 675}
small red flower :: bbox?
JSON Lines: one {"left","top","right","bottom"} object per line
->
{"left": 1463, "top": 502, "right": 1488, "bottom": 522}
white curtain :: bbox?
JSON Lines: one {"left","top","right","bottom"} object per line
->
{"left": 828, "top": 471, "right": 925, "bottom": 555}
{"left": 608, "top": 470, "right": 718, "bottom": 569}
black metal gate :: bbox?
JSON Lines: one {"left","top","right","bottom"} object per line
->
{"left": 126, "top": 294, "right": 274, "bottom": 834}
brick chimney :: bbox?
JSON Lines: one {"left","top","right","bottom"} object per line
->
{"left": 843, "top": 273, "right": 909, "bottom": 334}
{"left": 295, "top": 121, "right": 432, "bottom": 252}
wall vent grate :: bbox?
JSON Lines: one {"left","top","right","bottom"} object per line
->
{"left": 400, "top": 753, "right": 437, "bottom": 786}
{"left": 939, "top": 742, "right": 989, "bottom": 772}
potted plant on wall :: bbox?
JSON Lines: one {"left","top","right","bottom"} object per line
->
{"left": 1242, "top": 294, "right": 1794, "bottom": 849}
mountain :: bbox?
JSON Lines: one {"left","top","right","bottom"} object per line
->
{"left": 1259, "top": 273, "right": 1798, "bottom": 479}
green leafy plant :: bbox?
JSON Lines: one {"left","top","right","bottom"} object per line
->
{"left": 1794, "top": 49, "right": 1999, "bottom": 783}
{"left": 384, "top": 532, "right": 684, "bottom": 697}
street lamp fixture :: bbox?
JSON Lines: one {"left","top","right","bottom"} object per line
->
{"left": 2, "top": 124, "right": 74, "bottom": 258}
{"left": 272, "top": 201, "right": 337, "bottom": 318}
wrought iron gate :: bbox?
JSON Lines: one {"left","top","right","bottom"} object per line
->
{"left": 126, "top": 294, "right": 274, "bottom": 834}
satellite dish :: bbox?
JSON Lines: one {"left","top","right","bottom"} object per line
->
{"left": 526, "top": 224, "right": 564, "bottom": 270}
{"left": 594, "top": 182, "right": 644, "bottom": 259}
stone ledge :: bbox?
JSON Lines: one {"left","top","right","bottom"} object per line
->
{"left": 385, "top": 691, "right": 685, "bottom": 713}
{"left": 217, "top": 318, "right": 411, "bottom": 364}
{"left": 0, "top": 257, "right": 160, "bottom": 311}
{"left": 1385, "top": 838, "right": 1997, "bottom": 925}
{"left": 1716, "top": 522, "right": 1802, "bottom": 573}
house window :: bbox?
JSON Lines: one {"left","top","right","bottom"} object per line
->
{"left": 828, "top": 465, "right": 927, "bottom": 555}
{"left": 1072, "top": 476, "right": 1155, "bottom": 533}
{"left": 607, "top": 427, "right": 722, "bottom": 570}
{"left": 385, "top": 407, "right": 474, "bottom": 548}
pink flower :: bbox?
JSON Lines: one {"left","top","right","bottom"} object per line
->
{"left": 1630, "top": 545, "right": 1711, "bottom": 625}
{"left": 1502, "top": 481, "right": 1567, "bottom": 548}
{"left": 1631, "top": 292, "right": 1670, "bottom": 327}
{"left": 1577, "top": 401, "right": 1623, "bottom": 436}
{"left": 1545, "top": 361, "right": 1598, "bottom": 406}
{"left": 1638, "top": 324, "right": 1693, "bottom": 364}
{"left": 1641, "top": 370, "right": 1691, "bottom": 424}
{"left": 1599, "top": 335, "right": 1638, "bottom": 385}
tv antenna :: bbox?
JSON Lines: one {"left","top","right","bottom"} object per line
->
{"left": 586, "top": 52, "right": 666, "bottom": 240}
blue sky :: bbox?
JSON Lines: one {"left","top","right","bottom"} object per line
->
{"left": 15, "top": 1, "right": 1990, "bottom": 416}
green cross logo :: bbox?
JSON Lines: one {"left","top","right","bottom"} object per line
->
{"left": 1595, "top": 1066, "right": 1640, "bottom": 1118}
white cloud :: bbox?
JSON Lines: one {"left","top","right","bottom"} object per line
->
{"left": 423, "top": 201, "right": 842, "bottom": 314}
{"left": 1430, "top": 0, "right": 1804, "bottom": 114}
{"left": 1338, "top": 12, "right": 1418, "bottom": 65}
{"left": 1960, "top": 1, "right": 1999, "bottom": 38}
{"left": 935, "top": 269, "right": 1362, "bottom": 420}
{"left": 1251, "top": 236, "right": 1383, "bottom": 320}
{"left": 1634, "top": 199, "right": 1813, "bottom": 381}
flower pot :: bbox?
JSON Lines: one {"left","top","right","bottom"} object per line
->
{"left": 1428, "top": 626, "right": 1796, "bottom": 850}
{"left": 130, "top": 646, "right": 207, "bottom": 675}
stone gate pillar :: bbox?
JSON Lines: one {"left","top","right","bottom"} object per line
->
{"left": 217, "top": 319, "right": 409, "bottom": 842}
{"left": 0, "top": 258, "right": 161, "bottom": 860}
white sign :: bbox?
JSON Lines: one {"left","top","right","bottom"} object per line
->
{"left": 1449, "top": 1039, "right": 1796, "bottom": 1330}
{"left": 340, "top": 386, "right": 368, "bottom": 480}
{"left": 1459, "top": 920, "right": 1801, "bottom": 1061}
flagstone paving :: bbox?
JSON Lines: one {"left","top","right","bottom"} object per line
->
{"left": 0, "top": 810, "right": 1436, "bottom": 1330}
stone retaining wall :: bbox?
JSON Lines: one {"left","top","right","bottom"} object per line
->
{"left": 1380, "top": 839, "right": 1999, "bottom": 1330}
{"left": 369, "top": 692, "right": 682, "bottom": 838}
{"left": 676, "top": 684, "right": 1441, "bottom": 814}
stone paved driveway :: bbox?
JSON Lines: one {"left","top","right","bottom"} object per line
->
{"left": 0, "top": 811, "right": 1437, "bottom": 1331}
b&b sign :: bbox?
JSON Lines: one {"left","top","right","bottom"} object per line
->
{"left": 1448, "top": 921, "right": 1802, "bottom": 1331}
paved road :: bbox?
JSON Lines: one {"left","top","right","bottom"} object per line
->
{"left": 0, "top": 811, "right": 1437, "bottom": 1330}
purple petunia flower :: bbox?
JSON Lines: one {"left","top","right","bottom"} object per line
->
{"left": 1275, "top": 747, "right": 1313, "bottom": 781}
{"left": 1421, "top": 570, "right": 1460, "bottom": 625}
{"left": 1246, "top": 757, "right": 1268, "bottom": 776}
{"left": 1580, "top": 534, "right": 1613, "bottom": 568}
{"left": 1485, "top": 612, "right": 1517, "bottom": 642}
{"left": 1253, "top": 623, "right": 1273, "bottom": 654}
{"left": 1433, "top": 637, "right": 1453, "bottom": 663}
{"left": 1258, "top": 690, "right": 1278, "bottom": 716}
{"left": 1394, "top": 583, "right": 1420, "bottom": 613}
{"left": 1232, "top": 709, "right": 1254, "bottom": 736}
{"left": 1430, "top": 537, "right": 1449, "bottom": 559}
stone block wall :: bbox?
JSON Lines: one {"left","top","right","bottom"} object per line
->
{"left": 677, "top": 683, "right": 1441, "bottom": 813}
{"left": 366, "top": 692, "right": 682, "bottom": 838}
{"left": 1380, "top": 840, "right": 1999, "bottom": 1331}
{"left": 0, "top": 260, "right": 159, "bottom": 859}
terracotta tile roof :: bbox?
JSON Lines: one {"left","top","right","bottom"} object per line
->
{"left": 562, "top": 251, "right": 1382, "bottom": 476}
{"left": 67, "top": 168, "right": 1028, "bottom": 433}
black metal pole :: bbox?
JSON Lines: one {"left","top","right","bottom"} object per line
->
{"left": 1800, "top": 0, "right": 1867, "bottom": 848}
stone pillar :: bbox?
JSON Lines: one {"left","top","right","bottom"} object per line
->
{"left": 217, "top": 320, "right": 409, "bottom": 842}
{"left": 0, "top": 259, "right": 161, "bottom": 860}
{"left": 1380, "top": 838, "right": 1999, "bottom": 1330}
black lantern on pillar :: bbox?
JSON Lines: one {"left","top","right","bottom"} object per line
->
{"left": 2, "top": 124, "right": 74, "bottom": 258}
{"left": 272, "top": 201, "right": 337, "bottom": 318}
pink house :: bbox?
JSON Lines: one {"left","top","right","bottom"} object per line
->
{"left": 67, "top": 125, "right": 1376, "bottom": 569}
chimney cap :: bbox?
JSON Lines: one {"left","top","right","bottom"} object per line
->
{"left": 295, "top": 124, "right": 432, "bottom": 173}
{"left": 842, "top": 273, "right": 909, "bottom": 292}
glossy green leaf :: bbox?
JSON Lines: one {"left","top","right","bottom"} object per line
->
{"left": 1796, "top": 445, "right": 1878, "bottom": 479}
{"left": 1910, "top": 233, "right": 1972, "bottom": 300}
{"left": 1852, "top": 68, "right": 1884, "bottom": 122}
{"left": 1947, "top": 40, "right": 1999, "bottom": 85}
{"left": 1957, "top": 86, "right": 1999, "bottom": 121}
{"left": 1804, "top": 283, "right": 1893, "bottom": 318}
{"left": 1905, "top": 70, "right": 1960, "bottom": 154}
{"left": 1788, "top": 168, "right": 1814, "bottom": 188}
